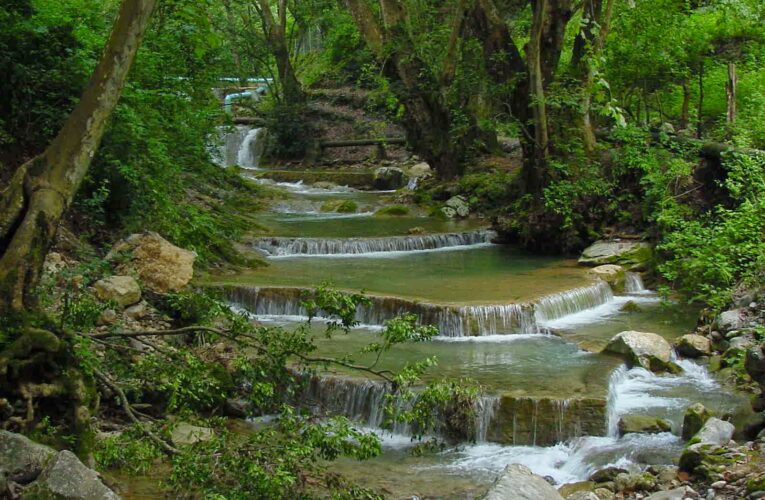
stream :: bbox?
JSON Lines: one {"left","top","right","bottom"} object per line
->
{"left": 210, "top": 127, "right": 750, "bottom": 498}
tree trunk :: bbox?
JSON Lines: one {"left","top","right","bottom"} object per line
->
{"left": 0, "top": 0, "right": 158, "bottom": 315}
{"left": 697, "top": 59, "right": 704, "bottom": 139}
{"left": 526, "top": 0, "right": 550, "bottom": 192}
{"left": 726, "top": 62, "right": 737, "bottom": 125}
{"left": 680, "top": 80, "right": 690, "bottom": 130}
{"left": 256, "top": 0, "right": 304, "bottom": 103}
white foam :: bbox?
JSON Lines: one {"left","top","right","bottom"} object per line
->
{"left": 266, "top": 242, "right": 496, "bottom": 260}
{"left": 539, "top": 294, "right": 660, "bottom": 330}
{"left": 433, "top": 333, "right": 550, "bottom": 343}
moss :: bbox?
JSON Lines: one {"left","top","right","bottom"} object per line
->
{"left": 375, "top": 205, "right": 410, "bottom": 216}
{"left": 619, "top": 301, "right": 642, "bottom": 313}
{"left": 320, "top": 200, "right": 358, "bottom": 213}
{"left": 747, "top": 474, "right": 765, "bottom": 492}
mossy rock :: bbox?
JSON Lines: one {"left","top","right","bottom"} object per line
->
{"left": 375, "top": 205, "right": 410, "bottom": 216}
{"left": 618, "top": 415, "right": 672, "bottom": 436}
{"left": 320, "top": 200, "right": 358, "bottom": 213}
{"left": 747, "top": 474, "right": 765, "bottom": 493}
{"left": 682, "top": 403, "right": 712, "bottom": 440}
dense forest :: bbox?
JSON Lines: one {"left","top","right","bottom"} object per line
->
{"left": 1, "top": 0, "right": 764, "bottom": 498}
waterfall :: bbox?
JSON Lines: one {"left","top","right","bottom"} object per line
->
{"left": 474, "top": 396, "right": 501, "bottom": 442}
{"left": 407, "top": 177, "right": 419, "bottom": 190}
{"left": 253, "top": 230, "right": 497, "bottom": 257}
{"left": 224, "top": 286, "right": 537, "bottom": 337}
{"left": 624, "top": 272, "right": 646, "bottom": 293}
{"left": 501, "top": 396, "right": 606, "bottom": 446}
{"left": 605, "top": 365, "right": 629, "bottom": 438}
{"left": 534, "top": 282, "right": 614, "bottom": 324}
{"left": 237, "top": 127, "right": 266, "bottom": 169}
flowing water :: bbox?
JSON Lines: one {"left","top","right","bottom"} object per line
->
{"left": 211, "top": 125, "right": 266, "bottom": 168}
{"left": 205, "top": 160, "right": 751, "bottom": 496}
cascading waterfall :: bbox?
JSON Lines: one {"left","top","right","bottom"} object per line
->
{"left": 625, "top": 272, "right": 646, "bottom": 293}
{"left": 534, "top": 282, "right": 614, "bottom": 324}
{"left": 237, "top": 127, "right": 266, "bottom": 169}
{"left": 253, "top": 230, "right": 497, "bottom": 257}
{"left": 301, "top": 374, "right": 503, "bottom": 440}
{"left": 224, "top": 286, "right": 538, "bottom": 337}
{"left": 605, "top": 365, "right": 630, "bottom": 438}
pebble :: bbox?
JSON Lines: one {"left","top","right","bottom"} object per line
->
{"left": 711, "top": 481, "right": 726, "bottom": 489}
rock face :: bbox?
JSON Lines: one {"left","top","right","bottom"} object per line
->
{"left": 617, "top": 415, "right": 672, "bottom": 436}
{"left": 603, "top": 331, "right": 679, "bottom": 373}
{"left": 23, "top": 450, "right": 120, "bottom": 499}
{"left": 110, "top": 232, "right": 195, "bottom": 293}
{"left": 171, "top": 423, "right": 214, "bottom": 446}
{"left": 588, "top": 265, "right": 626, "bottom": 292}
{"left": 93, "top": 276, "right": 141, "bottom": 308}
{"left": 0, "top": 430, "right": 55, "bottom": 484}
{"left": 372, "top": 166, "right": 407, "bottom": 190}
{"left": 674, "top": 334, "right": 712, "bottom": 358}
{"left": 681, "top": 403, "right": 712, "bottom": 440}
{"left": 484, "top": 464, "right": 564, "bottom": 500}
{"left": 442, "top": 195, "right": 469, "bottom": 218}
{"left": 578, "top": 240, "right": 653, "bottom": 270}
{"left": 0, "top": 432, "right": 118, "bottom": 499}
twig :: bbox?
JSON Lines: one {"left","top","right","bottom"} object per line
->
{"left": 93, "top": 369, "right": 179, "bottom": 455}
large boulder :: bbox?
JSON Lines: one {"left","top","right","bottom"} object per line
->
{"left": 484, "top": 464, "right": 564, "bottom": 500}
{"left": 588, "top": 265, "right": 626, "bottom": 292}
{"left": 171, "top": 423, "right": 215, "bottom": 446}
{"left": 22, "top": 450, "right": 120, "bottom": 499}
{"left": 0, "top": 430, "right": 55, "bottom": 484}
{"left": 679, "top": 418, "right": 736, "bottom": 474}
{"left": 110, "top": 232, "right": 196, "bottom": 293}
{"left": 617, "top": 415, "right": 672, "bottom": 436}
{"left": 603, "top": 331, "right": 680, "bottom": 373}
{"left": 690, "top": 417, "right": 734, "bottom": 446}
{"left": 578, "top": 240, "right": 653, "bottom": 270}
{"left": 372, "top": 166, "right": 407, "bottom": 190}
{"left": 674, "top": 334, "right": 712, "bottom": 358}
{"left": 408, "top": 162, "right": 432, "bottom": 178}
{"left": 681, "top": 403, "right": 712, "bottom": 440}
{"left": 93, "top": 276, "right": 141, "bottom": 308}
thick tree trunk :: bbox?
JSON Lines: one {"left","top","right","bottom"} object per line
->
{"left": 0, "top": 0, "right": 157, "bottom": 315}
{"left": 256, "top": 0, "right": 304, "bottom": 103}
{"left": 526, "top": 0, "right": 550, "bottom": 192}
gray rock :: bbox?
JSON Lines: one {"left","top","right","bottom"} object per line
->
{"left": 97, "top": 309, "right": 118, "bottom": 326}
{"left": 746, "top": 346, "right": 765, "bottom": 385}
{"left": 373, "top": 166, "right": 407, "bottom": 190}
{"left": 589, "top": 467, "right": 628, "bottom": 483}
{"left": 171, "top": 423, "right": 214, "bottom": 446}
{"left": 93, "top": 275, "right": 141, "bottom": 308}
{"left": 729, "top": 335, "right": 755, "bottom": 351}
{"left": 124, "top": 301, "right": 150, "bottom": 321}
{"left": 593, "top": 488, "right": 615, "bottom": 500}
{"left": 445, "top": 195, "right": 470, "bottom": 217}
{"left": 567, "top": 493, "right": 599, "bottom": 500}
{"left": 717, "top": 309, "right": 744, "bottom": 331}
{"left": 644, "top": 486, "right": 698, "bottom": 499}
{"left": 603, "top": 331, "right": 680, "bottom": 373}
{"left": 618, "top": 415, "right": 672, "bottom": 436}
{"left": 578, "top": 240, "right": 653, "bottom": 270}
{"left": 682, "top": 403, "right": 712, "bottom": 441}
{"left": 675, "top": 334, "right": 712, "bottom": 358}
{"left": 408, "top": 162, "right": 432, "bottom": 178}
{"left": 588, "top": 265, "right": 626, "bottom": 292}
{"left": 484, "top": 464, "right": 564, "bottom": 500}
{"left": 613, "top": 472, "right": 656, "bottom": 492}
{"left": 22, "top": 450, "right": 119, "bottom": 499}
{"left": 0, "top": 430, "right": 55, "bottom": 484}
{"left": 693, "top": 417, "right": 734, "bottom": 446}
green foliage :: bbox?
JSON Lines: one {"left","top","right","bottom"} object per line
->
{"left": 95, "top": 426, "right": 163, "bottom": 474}
{"left": 375, "top": 205, "right": 410, "bottom": 216}
{"left": 161, "top": 289, "right": 230, "bottom": 326}
{"left": 657, "top": 151, "right": 765, "bottom": 308}
{"left": 168, "top": 412, "right": 381, "bottom": 499}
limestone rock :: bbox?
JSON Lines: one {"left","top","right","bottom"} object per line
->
{"left": 617, "top": 415, "right": 672, "bottom": 436}
{"left": 593, "top": 488, "right": 615, "bottom": 500}
{"left": 22, "top": 450, "right": 119, "bottom": 499}
{"left": 746, "top": 346, "right": 765, "bottom": 386}
{"left": 589, "top": 467, "right": 628, "bottom": 483}
{"left": 644, "top": 486, "right": 698, "bottom": 500}
{"left": 484, "top": 464, "right": 564, "bottom": 500}
{"left": 110, "top": 232, "right": 196, "bottom": 293}
{"left": 682, "top": 403, "right": 712, "bottom": 441}
{"left": 171, "top": 423, "right": 214, "bottom": 446}
{"left": 716, "top": 309, "right": 744, "bottom": 331}
{"left": 613, "top": 472, "right": 656, "bottom": 492}
{"left": 408, "top": 161, "right": 432, "bottom": 178}
{"left": 691, "top": 417, "right": 734, "bottom": 446}
{"left": 442, "top": 195, "right": 469, "bottom": 218}
{"left": 578, "top": 240, "right": 653, "bottom": 270}
{"left": 0, "top": 430, "right": 55, "bottom": 484}
{"left": 603, "top": 331, "right": 680, "bottom": 373}
{"left": 97, "top": 309, "right": 118, "bottom": 326}
{"left": 588, "top": 265, "right": 626, "bottom": 292}
{"left": 674, "top": 334, "right": 712, "bottom": 358}
{"left": 93, "top": 276, "right": 141, "bottom": 308}
{"left": 373, "top": 166, "right": 407, "bottom": 190}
